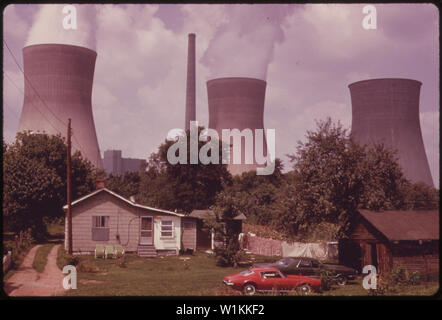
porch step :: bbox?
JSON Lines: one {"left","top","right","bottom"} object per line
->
{"left": 137, "top": 245, "right": 157, "bottom": 257}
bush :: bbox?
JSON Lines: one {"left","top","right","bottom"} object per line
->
{"left": 369, "top": 266, "right": 423, "bottom": 295}
{"left": 318, "top": 268, "right": 337, "bottom": 291}
{"left": 214, "top": 238, "right": 244, "bottom": 267}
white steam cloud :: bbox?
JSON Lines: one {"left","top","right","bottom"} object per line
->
{"left": 201, "top": 4, "right": 293, "bottom": 80}
{"left": 26, "top": 4, "right": 96, "bottom": 50}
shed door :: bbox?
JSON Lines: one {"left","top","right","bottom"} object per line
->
{"left": 140, "top": 216, "right": 153, "bottom": 245}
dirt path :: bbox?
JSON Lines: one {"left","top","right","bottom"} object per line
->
{"left": 4, "top": 244, "right": 65, "bottom": 297}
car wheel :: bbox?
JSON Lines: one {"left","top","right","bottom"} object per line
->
{"left": 337, "top": 275, "right": 347, "bottom": 286}
{"left": 296, "top": 283, "right": 312, "bottom": 295}
{"left": 243, "top": 283, "right": 257, "bottom": 296}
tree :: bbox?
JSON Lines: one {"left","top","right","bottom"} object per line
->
{"left": 105, "top": 171, "right": 141, "bottom": 199}
{"left": 212, "top": 159, "right": 285, "bottom": 225}
{"left": 401, "top": 182, "right": 439, "bottom": 210}
{"left": 138, "top": 126, "right": 232, "bottom": 213}
{"left": 286, "top": 118, "right": 409, "bottom": 238}
{"left": 3, "top": 132, "right": 96, "bottom": 239}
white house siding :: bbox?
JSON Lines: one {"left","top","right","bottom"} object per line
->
{"left": 153, "top": 215, "right": 181, "bottom": 254}
{"left": 66, "top": 192, "right": 140, "bottom": 253}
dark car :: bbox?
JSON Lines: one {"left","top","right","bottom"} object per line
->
{"left": 253, "top": 257, "right": 357, "bottom": 285}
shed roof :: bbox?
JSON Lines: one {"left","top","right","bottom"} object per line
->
{"left": 189, "top": 209, "right": 247, "bottom": 221}
{"left": 63, "top": 188, "right": 192, "bottom": 218}
{"left": 358, "top": 209, "right": 439, "bottom": 241}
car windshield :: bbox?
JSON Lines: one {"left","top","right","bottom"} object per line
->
{"left": 240, "top": 270, "right": 254, "bottom": 276}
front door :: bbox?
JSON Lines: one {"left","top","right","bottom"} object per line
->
{"left": 140, "top": 216, "right": 153, "bottom": 245}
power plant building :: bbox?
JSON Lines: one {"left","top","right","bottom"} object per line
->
{"left": 349, "top": 78, "right": 433, "bottom": 187}
{"left": 207, "top": 77, "right": 268, "bottom": 175}
{"left": 17, "top": 43, "right": 103, "bottom": 169}
{"left": 103, "top": 150, "right": 146, "bottom": 176}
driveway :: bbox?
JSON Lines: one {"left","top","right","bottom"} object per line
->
{"left": 4, "top": 244, "right": 65, "bottom": 296}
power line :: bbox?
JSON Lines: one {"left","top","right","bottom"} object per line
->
{"left": 2, "top": 100, "right": 20, "bottom": 121}
{"left": 3, "top": 70, "right": 63, "bottom": 135}
{"left": 3, "top": 40, "right": 68, "bottom": 128}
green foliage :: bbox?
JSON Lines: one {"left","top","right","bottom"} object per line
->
{"left": 105, "top": 171, "right": 141, "bottom": 199}
{"left": 3, "top": 132, "right": 96, "bottom": 239}
{"left": 138, "top": 126, "right": 232, "bottom": 213}
{"left": 401, "top": 182, "right": 439, "bottom": 210}
{"left": 369, "top": 266, "right": 423, "bottom": 295}
{"left": 214, "top": 238, "right": 244, "bottom": 267}
{"left": 32, "top": 244, "right": 54, "bottom": 273}
{"left": 211, "top": 159, "right": 286, "bottom": 227}
{"left": 285, "top": 118, "right": 411, "bottom": 238}
{"left": 318, "top": 268, "right": 338, "bottom": 291}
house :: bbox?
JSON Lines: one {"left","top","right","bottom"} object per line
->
{"left": 188, "top": 209, "right": 247, "bottom": 250}
{"left": 339, "top": 209, "right": 439, "bottom": 277}
{"left": 63, "top": 187, "right": 198, "bottom": 257}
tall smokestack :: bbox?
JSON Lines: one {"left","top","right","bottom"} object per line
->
{"left": 185, "top": 33, "right": 196, "bottom": 131}
{"left": 349, "top": 78, "right": 433, "bottom": 187}
{"left": 207, "top": 77, "right": 267, "bottom": 175}
{"left": 17, "top": 43, "right": 103, "bottom": 169}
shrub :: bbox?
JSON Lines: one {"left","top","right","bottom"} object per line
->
{"left": 318, "top": 268, "right": 337, "bottom": 291}
{"left": 214, "top": 238, "right": 244, "bottom": 267}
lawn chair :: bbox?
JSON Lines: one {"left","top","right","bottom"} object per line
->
{"left": 105, "top": 245, "right": 115, "bottom": 259}
{"left": 114, "top": 245, "right": 125, "bottom": 258}
{"left": 95, "top": 244, "right": 105, "bottom": 259}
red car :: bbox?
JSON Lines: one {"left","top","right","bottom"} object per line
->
{"left": 223, "top": 267, "right": 321, "bottom": 295}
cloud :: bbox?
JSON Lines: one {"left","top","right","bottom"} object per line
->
{"left": 26, "top": 4, "right": 96, "bottom": 49}
{"left": 199, "top": 4, "right": 293, "bottom": 80}
{"left": 3, "top": 4, "right": 439, "bottom": 187}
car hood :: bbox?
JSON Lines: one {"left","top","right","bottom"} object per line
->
{"left": 224, "top": 273, "right": 248, "bottom": 283}
{"left": 252, "top": 263, "right": 277, "bottom": 268}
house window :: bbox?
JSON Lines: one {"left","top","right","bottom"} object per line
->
{"left": 161, "top": 220, "right": 174, "bottom": 238}
{"left": 92, "top": 216, "right": 110, "bottom": 241}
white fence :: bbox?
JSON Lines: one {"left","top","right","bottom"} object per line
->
{"left": 3, "top": 251, "right": 12, "bottom": 273}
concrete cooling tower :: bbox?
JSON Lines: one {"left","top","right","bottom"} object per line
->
{"left": 349, "top": 78, "right": 433, "bottom": 187}
{"left": 17, "top": 44, "right": 103, "bottom": 169}
{"left": 207, "top": 77, "right": 267, "bottom": 175}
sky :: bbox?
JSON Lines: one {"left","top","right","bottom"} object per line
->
{"left": 2, "top": 3, "right": 439, "bottom": 187}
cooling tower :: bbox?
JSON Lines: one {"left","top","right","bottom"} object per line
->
{"left": 349, "top": 78, "right": 433, "bottom": 187}
{"left": 17, "top": 44, "right": 103, "bottom": 169}
{"left": 207, "top": 77, "right": 267, "bottom": 175}
{"left": 185, "top": 33, "right": 196, "bottom": 131}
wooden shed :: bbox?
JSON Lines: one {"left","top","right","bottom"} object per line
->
{"left": 189, "top": 209, "right": 247, "bottom": 250}
{"left": 63, "top": 188, "right": 198, "bottom": 256}
{"left": 339, "top": 209, "right": 439, "bottom": 277}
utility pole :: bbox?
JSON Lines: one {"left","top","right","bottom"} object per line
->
{"left": 67, "top": 118, "right": 73, "bottom": 254}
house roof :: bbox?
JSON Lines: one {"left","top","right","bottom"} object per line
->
{"left": 189, "top": 209, "right": 247, "bottom": 221}
{"left": 63, "top": 188, "right": 192, "bottom": 218}
{"left": 358, "top": 209, "right": 439, "bottom": 241}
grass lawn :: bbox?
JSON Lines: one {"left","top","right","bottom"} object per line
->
{"left": 32, "top": 244, "right": 55, "bottom": 273}
{"left": 64, "top": 251, "right": 240, "bottom": 296}
{"left": 61, "top": 251, "right": 439, "bottom": 297}
{"left": 314, "top": 278, "right": 439, "bottom": 296}
{"left": 46, "top": 221, "right": 64, "bottom": 237}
